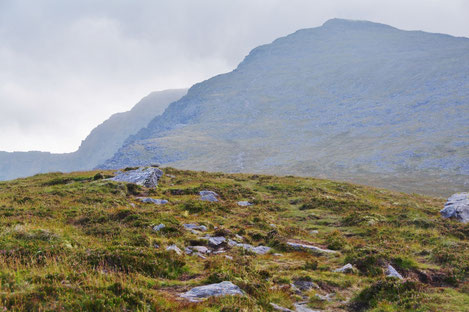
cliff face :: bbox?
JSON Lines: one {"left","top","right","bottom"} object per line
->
{"left": 0, "top": 89, "right": 187, "bottom": 180}
{"left": 101, "top": 19, "right": 469, "bottom": 195}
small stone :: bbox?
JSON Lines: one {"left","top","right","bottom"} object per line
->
{"left": 293, "top": 279, "right": 319, "bottom": 291}
{"left": 228, "top": 239, "right": 271, "bottom": 254}
{"left": 166, "top": 244, "right": 182, "bottom": 255}
{"left": 183, "top": 224, "right": 207, "bottom": 232}
{"left": 315, "top": 293, "right": 334, "bottom": 301}
{"left": 237, "top": 201, "right": 253, "bottom": 206}
{"left": 202, "top": 236, "right": 226, "bottom": 246}
{"left": 180, "top": 281, "right": 244, "bottom": 302}
{"left": 225, "top": 255, "right": 233, "bottom": 260}
{"left": 152, "top": 223, "right": 165, "bottom": 231}
{"left": 334, "top": 263, "right": 355, "bottom": 273}
{"left": 270, "top": 303, "right": 294, "bottom": 312}
{"left": 138, "top": 197, "right": 168, "bottom": 205}
{"left": 386, "top": 264, "right": 403, "bottom": 279}
{"left": 192, "top": 246, "right": 210, "bottom": 254}
{"left": 200, "top": 191, "right": 219, "bottom": 202}
{"left": 310, "top": 230, "right": 319, "bottom": 234}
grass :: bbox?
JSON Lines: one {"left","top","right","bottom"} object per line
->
{"left": 0, "top": 168, "right": 467, "bottom": 311}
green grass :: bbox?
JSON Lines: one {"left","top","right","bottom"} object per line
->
{"left": 0, "top": 168, "right": 467, "bottom": 311}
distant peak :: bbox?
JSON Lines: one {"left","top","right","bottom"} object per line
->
{"left": 322, "top": 18, "right": 395, "bottom": 31}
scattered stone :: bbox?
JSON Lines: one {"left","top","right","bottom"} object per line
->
{"left": 166, "top": 244, "right": 182, "bottom": 255}
{"left": 200, "top": 191, "right": 219, "bottom": 202}
{"left": 310, "top": 230, "right": 319, "bottom": 234}
{"left": 180, "top": 281, "right": 244, "bottom": 302}
{"left": 334, "top": 263, "right": 355, "bottom": 273}
{"left": 293, "top": 280, "right": 319, "bottom": 291}
{"left": 138, "top": 197, "right": 168, "bottom": 205}
{"left": 213, "top": 249, "right": 226, "bottom": 254}
{"left": 273, "top": 253, "right": 283, "bottom": 256}
{"left": 440, "top": 193, "right": 469, "bottom": 223}
{"left": 110, "top": 167, "right": 163, "bottom": 188}
{"left": 192, "top": 246, "right": 210, "bottom": 254}
{"left": 315, "top": 293, "right": 334, "bottom": 301}
{"left": 202, "top": 236, "right": 226, "bottom": 246}
{"left": 152, "top": 224, "right": 165, "bottom": 231}
{"left": 196, "top": 252, "right": 207, "bottom": 259}
{"left": 386, "top": 264, "right": 403, "bottom": 279}
{"left": 294, "top": 303, "right": 321, "bottom": 312}
{"left": 270, "top": 303, "right": 294, "bottom": 312}
{"left": 185, "top": 247, "right": 193, "bottom": 255}
{"left": 183, "top": 224, "right": 207, "bottom": 232}
{"left": 287, "top": 242, "right": 338, "bottom": 254}
{"left": 153, "top": 243, "right": 159, "bottom": 249}
{"left": 228, "top": 239, "right": 271, "bottom": 254}
{"left": 237, "top": 201, "right": 253, "bottom": 206}
{"left": 269, "top": 223, "right": 277, "bottom": 228}
{"left": 234, "top": 234, "right": 244, "bottom": 241}
{"left": 225, "top": 255, "right": 233, "bottom": 260}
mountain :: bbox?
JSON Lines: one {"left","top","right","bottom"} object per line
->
{"left": 0, "top": 167, "right": 467, "bottom": 311}
{"left": 101, "top": 19, "right": 469, "bottom": 196}
{"left": 0, "top": 89, "right": 187, "bottom": 180}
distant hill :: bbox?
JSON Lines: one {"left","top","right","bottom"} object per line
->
{"left": 101, "top": 19, "right": 469, "bottom": 196}
{"left": 0, "top": 89, "right": 187, "bottom": 180}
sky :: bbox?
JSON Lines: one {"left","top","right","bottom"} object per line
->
{"left": 1, "top": 0, "right": 468, "bottom": 153}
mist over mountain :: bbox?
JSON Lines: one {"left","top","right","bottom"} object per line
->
{"left": 0, "top": 89, "right": 187, "bottom": 180}
{"left": 101, "top": 19, "right": 469, "bottom": 196}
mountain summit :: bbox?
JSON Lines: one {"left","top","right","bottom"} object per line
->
{"left": 101, "top": 19, "right": 469, "bottom": 195}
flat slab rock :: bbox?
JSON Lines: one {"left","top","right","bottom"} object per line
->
{"left": 180, "top": 281, "right": 244, "bottom": 302}
{"left": 441, "top": 193, "right": 469, "bottom": 223}
{"left": 287, "top": 242, "right": 337, "bottom": 254}
{"left": 110, "top": 167, "right": 163, "bottom": 188}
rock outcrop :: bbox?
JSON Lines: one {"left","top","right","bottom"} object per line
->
{"left": 440, "top": 193, "right": 469, "bottom": 223}
{"left": 110, "top": 167, "right": 163, "bottom": 188}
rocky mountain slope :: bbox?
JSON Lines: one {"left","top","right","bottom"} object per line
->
{"left": 0, "top": 167, "right": 467, "bottom": 311}
{"left": 101, "top": 19, "right": 469, "bottom": 196}
{"left": 0, "top": 89, "right": 187, "bottom": 180}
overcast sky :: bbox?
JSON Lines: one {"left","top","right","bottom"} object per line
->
{"left": 1, "top": 0, "right": 468, "bottom": 153}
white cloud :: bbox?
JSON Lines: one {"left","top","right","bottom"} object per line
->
{"left": 0, "top": 0, "right": 468, "bottom": 152}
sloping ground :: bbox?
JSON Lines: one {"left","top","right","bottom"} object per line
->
{"left": 102, "top": 19, "right": 469, "bottom": 196}
{"left": 0, "top": 169, "right": 467, "bottom": 311}
{"left": 0, "top": 89, "right": 187, "bottom": 181}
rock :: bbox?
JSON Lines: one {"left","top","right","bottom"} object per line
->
{"left": 310, "top": 230, "right": 319, "bottom": 234}
{"left": 200, "top": 190, "right": 219, "bottom": 202}
{"left": 237, "top": 201, "right": 253, "bottom": 206}
{"left": 166, "top": 244, "right": 182, "bottom": 255}
{"left": 225, "top": 255, "right": 233, "bottom": 260}
{"left": 183, "top": 223, "right": 207, "bottom": 232}
{"left": 138, "top": 197, "right": 168, "bottom": 205}
{"left": 294, "top": 303, "right": 321, "bottom": 312}
{"left": 152, "top": 223, "right": 165, "bottom": 231}
{"left": 440, "top": 193, "right": 469, "bottom": 223}
{"left": 180, "top": 281, "right": 244, "bottom": 302}
{"left": 110, "top": 167, "right": 163, "bottom": 188}
{"left": 287, "top": 242, "right": 338, "bottom": 254}
{"left": 191, "top": 246, "right": 210, "bottom": 254}
{"left": 270, "top": 303, "right": 294, "bottom": 312}
{"left": 293, "top": 280, "right": 319, "bottom": 291}
{"left": 228, "top": 239, "right": 271, "bottom": 254}
{"left": 334, "top": 263, "right": 355, "bottom": 273}
{"left": 315, "top": 293, "right": 334, "bottom": 301}
{"left": 386, "top": 264, "right": 403, "bottom": 279}
{"left": 202, "top": 236, "right": 226, "bottom": 246}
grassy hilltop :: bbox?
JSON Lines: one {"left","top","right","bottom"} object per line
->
{"left": 0, "top": 168, "right": 468, "bottom": 311}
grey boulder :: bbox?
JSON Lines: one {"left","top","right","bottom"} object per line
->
{"left": 202, "top": 236, "right": 226, "bottom": 246}
{"left": 110, "top": 167, "right": 163, "bottom": 188}
{"left": 180, "top": 281, "right": 244, "bottom": 302}
{"left": 200, "top": 191, "right": 219, "bottom": 202}
{"left": 440, "top": 193, "right": 469, "bottom": 223}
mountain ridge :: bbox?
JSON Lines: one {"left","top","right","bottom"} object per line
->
{"left": 100, "top": 19, "right": 469, "bottom": 196}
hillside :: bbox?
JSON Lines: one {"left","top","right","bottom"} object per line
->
{"left": 101, "top": 19, "right": 469, "bottom": 196}
{"left": 0, "top": 168, "right": 467, "bottom": 311}
{"left": 0, "top": 89, "right": 187, "bottom": 181}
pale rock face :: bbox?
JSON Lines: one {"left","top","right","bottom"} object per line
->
{"left": 110, "top": 167, "right": 163, "bottom": 188}
{"left": 440, "top": 193, "right": 469, "bottom": 223}
{"left": 180, "top": 281, "right": 244, "bottom": 302}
